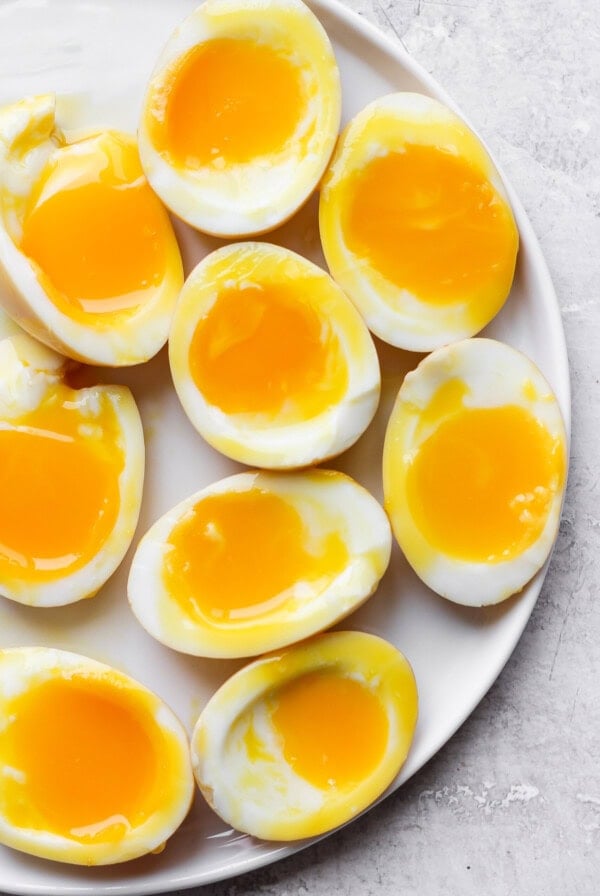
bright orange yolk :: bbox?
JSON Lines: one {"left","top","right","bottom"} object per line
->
{"left": 163, "top": 489, "right": 348, "bottom": 621}
{"left": 343, "top": 144, "right": 518, "bottom": 304}
{"left": 189, "top": 283, "right": 348, "bottom": 419}
{"left": 156, "top": 38, "right": 305, "bottom": 166}
{"left": 20, "top": 135, "right": 171, "bottom": 314}
{"left": 0, "top": 391, "right": 122, "bottom": 581}
{"left": 406, "top": 405, "right": 565, "bottom": 562}
{"left": 271, "top": 670, "right": 389, "bottom": 789}
{"left": 0, "top": 676, "right": 159, "bottom": 842}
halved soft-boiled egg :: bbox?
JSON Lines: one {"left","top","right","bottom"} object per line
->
{"left": 138, "top": 0, "right": 341, "bottom": 237}
{"left": 0, "top": 317, "right": 144, "bottom": 606}
{"left": 0, "top": 94, "right": 183, "bottom": 365}
{"left": 319, "top": 93, "right": 519, "bottom": 351}
{"left": 128, "top": 470, "right": 391, "bottom": 658}
{"left": 0, "top": 647, "right": 193, "bottom": 865}
{"left": 169, "top": 242, "right": 380, "bottom": 468}
{"left": 191, "top": 631, "right": 417, "bottom": 840}
{"left": 383, "top": 339, "right": 567, "bottom": 606}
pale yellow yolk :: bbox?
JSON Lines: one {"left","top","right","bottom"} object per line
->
{"left": 156, "top": 38, "right": 305, "bottom": 167}
{"left": 0, "top": 676, "right": 159, "bottom": 842}
{"left": 189, "top": 283, "right": 348, "bottom": 418}
{"left": 406, "top": 405, "right": 566, "bottom": 562}
{"left": 0, "top": 392, "right": 122, "bottom": 581}
{"left": 20, "top": 136, "right": 171, "bottom": 314}
{"left": 271, "top": 671, "right": 389, "bottom": 790}
{"left": 343, "top": 144, "right": 518, "bottom": 304}
{"left": 163, "top": 489, "right": 348, "bottom": 621}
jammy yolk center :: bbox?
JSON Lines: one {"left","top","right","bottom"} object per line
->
{"left": 0, "top": 677, "right": 158, "bottom": 842}
{"left": 20, "top": 136, "right": 170, "bottom": 313}
{"left": 159, "top": 38, "right": 305, "bottom": 166}
{"left": 164, "top": 489, "right": 348, "bottom": 621}
{"left": 343, "top": 144, "right": 518, "bottom": 303}
{"left": 0, "top": 397, "right": 121, "bottom": 580}
{"left": 406, "top": 404, "right": 565, "bottom": 562}
{"left": 189, "top": 283, "right": 348, "bottom": 418}
{"left": 271, "top": 670, "right": 389, "bottom": 789}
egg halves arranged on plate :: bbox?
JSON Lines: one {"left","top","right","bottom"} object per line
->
{"left": 0, "top": 648, "right": 193, "bottom": 865}
{"left": 192, "top": 631, "right": 418, "bottom": 840}
{"left": 320, "top": 93, "right": 519, "bottom": 351}
{"left": 0, "top": 94, "right": 183, "bottom": 365}
{"left": 169, "top": 242, "right": 381, "bottom": 468}
{"left": 139, "top": 0, "right": 341, "bottom": 236}
{"left": 383, "top": 339, "right": 567, "bottom": 605}
{"left": 128, "top": 469, "right": 392, "bottom": 658}
{"left": 0, "top": 314, "right": 144, "bottom": 606}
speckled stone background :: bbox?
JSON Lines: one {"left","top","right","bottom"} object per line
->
{"left": 177, "top": 0, "right": 599, "bottom": 893}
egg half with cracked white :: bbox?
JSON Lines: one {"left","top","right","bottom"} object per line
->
{"left": 169, "top": 242, "right": 381, "bottom": 468}
{"left": 0, "top": 312, "right": 144, "bottom": 607}
{"left": 0, "top": 94, "right": 183, "bottom": 365}
{"left": 138, "top": 0, "right": 341, "bottom": 237}
{"left": 0, "top": 647, "right": 193, "bottom": 865}
{"left": 128, "top": 469, "right": 391, "bottom": 658}
{"left": 319, "top": 92, "right": 519, "bottom": 351}
{"left": 191, "top": 631, "right": 418, "bottom": 840}
{"left": 383, "top": 338, "right": 567, "bottom": 606}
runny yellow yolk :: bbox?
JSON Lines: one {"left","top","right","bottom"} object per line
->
{"left": 343, "top": 144, "right": 518, "bottom": 304}
{"left": 0, "top": 392, "right": 122, "bottom": 581}
{"left": 163, "top": 489, "right": 348, "bottom": 621}
{"left": 406, "top": 404, "right": 565, "bottom": 562}
{"left": 271, "top": 670, "right": 389, "bottom": 789}
{"left": 189, "top": 283, "right": 348, "bottom": 418}
{"left": 157, "top": 38, "right": 305, "bottom": 166}
{"left": 20, "top": 135, "right": 171, "bottom": 314}
{"left": 0, "top": 676, "right": 159, "bottom": 842}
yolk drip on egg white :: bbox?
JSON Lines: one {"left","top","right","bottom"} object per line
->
{"left": 20, "top": 134, "right": 171, "bottom": 318}
{"left": 188, "top": 282, "right": 348, "bottom": 420}
{"left": 405, "top": 402, "right": 562, "bottom": 563}
{"left": 0, "top": 676, "right": 159, "bottom": 843}
{"left": 190, "top": 631, "right": 418, "bottom": 840}
{"left": 150, "top": 38, "right": 307, "bottom": 168}
{"left": 342, "top": 144, "right": 517, "bottom": 306}
{"left": 270, "top": 670, "right": 389, "bottom": 790}
{"left": 163, "top": 488, "right": 348, "bottom": 622}
{"left": 168, "top": 243, "right": 380, "bottom": 468}
{"left": 128, "top": 470, "right": 391, "bottom": 658}
{"left": 0, "top": 392, "right": 122, "bottom": 584}
{"left": 0, "top": 648, "right": 194, "bottom": 865}
{"left": 383, "top": 338, "right": 568, "bottom": 606}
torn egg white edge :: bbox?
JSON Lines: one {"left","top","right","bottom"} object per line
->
{"left": 137, "top": 0, "right": 341, "bottom": 237}
{"left": 190, "top": 630, "right": 418, "bottom": 841}
{"left": 168, "top": 243, "right": 381, "bottom": 469}
{"left": 127, "top": 469, "right": 392, "bottom": 658}
{"left": 318, "top": 92, "right": 518, "bottom": 351}
{"left": 0, "top": 94, "right": 182, "bottom": 366}
{"left": 0, "top": 646, "right": 195, "bottom": 865}
{"left": 0, "top": 334, "right": 145, "bottom": 606}
{"left": 383, "top": 338, "right": 569, "bottom": 606}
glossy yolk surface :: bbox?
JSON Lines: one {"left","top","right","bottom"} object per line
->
{"left": 271, "top": 670, "right": 388, "bottom": 789}
{"left": 406, "top": 404, "right": 565, "bottom": 562}
{"left": 0, "top": 391, "right": 122, "bottom": 581}
{"left": 157, "top": 38, "right": 305, "bottom": 166}
{"left": 163, "top": 489, "right": 348, "bottom": 621}
{"left": 343, "top": 144, "right": 518, "bottom": 303}
{"left": 0, "top": 676, "right": 158, "bottom": 841}
{"left": 189, "top": 283, "right": 348, "bottom": 418}
{"left": 20, "top": 136, "right": 171, "bottom": 313}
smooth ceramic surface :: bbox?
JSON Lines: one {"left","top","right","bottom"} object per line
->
{"left": 0, "top": 1, "right": 569, "bottom": 893}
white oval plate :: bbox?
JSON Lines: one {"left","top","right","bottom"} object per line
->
{"left": 0, "top": 1, "right": 569, "bottom": 893}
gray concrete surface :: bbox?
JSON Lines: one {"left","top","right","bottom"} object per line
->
{"left": 178, "top": 0, "right": 599, "bottom": 893}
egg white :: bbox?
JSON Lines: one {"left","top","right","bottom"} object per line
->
{"left": 383, "top": 338, "right": 568, "bottom": 606}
